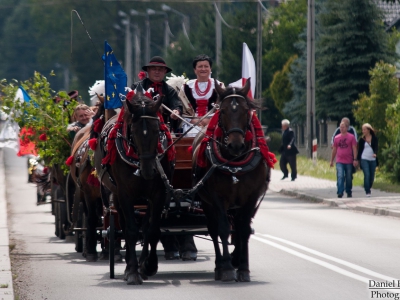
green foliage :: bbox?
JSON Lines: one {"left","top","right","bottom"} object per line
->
{"left": 316, "top": 0, "right": 396, "bottom": 120}
{"left": 381, "top": 131, "right": 400, "bottom": 182}
{"left": 261, "top": 89, "right": 283, "bottom": 130}
{"left": 219, "top": 3, "right": 258, "bottom": 85}
{"left": 381, "top": 93, "right": 400, "bottom": 182}
{"left": 262, "top": 0, "right": 307, "bottom": 89}
{"left": 353, "top": 61, "right": 398, "bottom": 151}
{"left": 266, "top": 131, "right": 282, "bottom": 153}
{"left": 166, "top": 3, "right": 215, "bottom": 79}
{"left": 0, "top": 72, "right": 77, "bottom": 173}
{"left": 270, "top": 55, "right": 297, "bottom": 114}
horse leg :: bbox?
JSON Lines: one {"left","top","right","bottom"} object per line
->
{"left": 215, "top": 202, "right": 236, "bottom": 282}
{"left": 202, "top": 201, "right": 225, "bottom": 280}
{"left": 230, "top": 214, "right": 241, "bottom": 269}
{"left": 84, "top": 192, "right": 98, "bottom": 262}
{"left": 235, "top": 201, "right": 257, "bottom": 282}
{"left": 138, "top": 210, "right": 150, "bottom": 280}
{"left": 140, "top": 195, "right": 163, "bottom": 278}
{"left": 119, "top": 193, "right": 142, "bottom": 285}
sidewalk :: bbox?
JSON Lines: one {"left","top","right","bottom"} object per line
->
{"left": 0, "top": 149, "right": 13, "bottom": 300}
{"left": 269, "top": 169, "right": 400, "bottom": 219}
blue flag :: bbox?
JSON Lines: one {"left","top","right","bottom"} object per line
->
{"left": 15, "top": 86, "right": 31, "bottom": 103}
{"left": 103, "top": 41, "right": 127, "bottom": 109}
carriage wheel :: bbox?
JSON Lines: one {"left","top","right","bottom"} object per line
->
{"left": 58, "top": 201, "right": 67, "bottom": 240}
{"left": 54, "top": 202, "right": 60, "bottom": 237}
{"left": 109, "top": 213, "right": 115, "bottom": 279}
{"left": 74, "top": 202, "right": 84, "bottom": 253}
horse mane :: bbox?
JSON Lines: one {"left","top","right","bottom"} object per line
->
{"left": 219, "top": 86, "right": 260, "bottom": 110}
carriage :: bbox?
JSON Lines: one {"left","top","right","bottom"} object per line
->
{"left": 101, "top": 136, "right": 212, "bottom": 278}
{"left": 33, "top": 79, "right": 270, "bottom": 285}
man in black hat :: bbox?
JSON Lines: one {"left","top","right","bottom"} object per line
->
{"left": 132, "top": 56, "right": 196, "bottom": 261}
{"left": 131, "top": 56, "right": 182, "bottom": 125}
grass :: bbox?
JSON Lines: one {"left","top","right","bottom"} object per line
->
{"left": 275, "top": 155, "right": 400, "bottom": 193}
{"left": 8, "top": 244, "right": 15, "bottom": 252}
{"left": 0, "top": 283, "right": 9, "bottom": 288}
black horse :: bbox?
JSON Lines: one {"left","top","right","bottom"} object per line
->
{"left": 192, "top": 79, "right": 271, "bottom": 282}
{"left": 94, "top": 90, "right": 173, "bottom": 285}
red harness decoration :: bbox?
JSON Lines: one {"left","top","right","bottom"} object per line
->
{"left": 101, "top": 106, "right": 175, "bottom": 166}
{"left": 196, "top": 111, "right": 277, "bottom": 169}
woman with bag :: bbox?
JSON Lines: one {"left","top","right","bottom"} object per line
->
{"left": 356, "top": 123, "right": 378, "bottom": 197}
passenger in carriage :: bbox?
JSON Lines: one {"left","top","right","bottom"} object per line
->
{"left": 131, "top": 56, "right": 196, "bottom": 261}
{"left": 66, "top": 104, "right": 95, "bottom": 139}
{"left": 131, "top": 56, "right": 182, "bottom": 132}
{"left": 178, "top": 54, "right": 225, "bottom": 136}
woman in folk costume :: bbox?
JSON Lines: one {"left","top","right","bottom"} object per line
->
{"left": 178, "top": 54, "right": 224, "bottom": 137}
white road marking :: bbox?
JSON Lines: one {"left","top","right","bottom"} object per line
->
{"left": 251, "top": 234, "right": 399, "bottom": 292}
{"left": 257, "top": 234, "right": 396, "bottom": 282}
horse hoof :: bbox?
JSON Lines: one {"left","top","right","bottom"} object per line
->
{"left": 140, "top": 259, "right": 158, "bottom": 277}
{"left": 181, "top": 251, "right": 197, "bottom": 261}
{"left": 221, "top": 269, "right": 237, "bottom": 282}
{"left": 237, "top": 270, "right": 251, "bottom": 282}
{"left": 86, "top": 253, "right": 98, "bottom": 262}
{"left": 126, "top": 273, "right": 143, "bottom": 285}
{"left": 214, "top": 268, "right": 222, "bottom": 281}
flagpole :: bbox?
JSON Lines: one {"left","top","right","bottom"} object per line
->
{"left": 256, "top": 1, "right": 263, "bottom": 123}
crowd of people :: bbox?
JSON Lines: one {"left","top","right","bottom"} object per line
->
{"left": 278, "top": 117, "right": 378, "bottom": 198}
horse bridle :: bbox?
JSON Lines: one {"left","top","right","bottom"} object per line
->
{"left": 218, "top": 92, "right": 251, "bottom": 139}
{"left": 126, "top": 100, "right": 161, "bottom": 160}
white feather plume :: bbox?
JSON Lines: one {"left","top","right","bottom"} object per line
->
{"left": 88, "top": 80, "right": 105, "bottom": 105}
{"left": 166, "top": 73, "right": 188, "bottom": 93}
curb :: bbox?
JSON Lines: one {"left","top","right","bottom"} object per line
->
{"left": 269, "top": 185, "right": 400, "bottom": 219}
{"left": 0, "top": 149, "right": 14, "bottom": 300}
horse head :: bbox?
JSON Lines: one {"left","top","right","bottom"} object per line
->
{"left": 215, "top": 78, "right": 256, "bottom": 157}
{"left": 124, "top": 89, "right": 163, "bottom": 180}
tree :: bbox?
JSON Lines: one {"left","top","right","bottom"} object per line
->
{"left": 219, "top": 3, "right": 259, "bottom": 85}
{"left": 353, "top": 61, "right": 398, "bottom": 153}
{"left": 269, "top": 55, "right": 297, "bottom": 114}
{"left": 262, "top": 0, "right": 307, "bottom": 90}
{"left": 316, "top": 0, "right": 395, "bottom": 121}
{"left": 166, "top": 3, "right": 215, "bottom": 79}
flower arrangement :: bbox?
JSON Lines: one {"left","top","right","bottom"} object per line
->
{"left": 0, "top": 71, "right": 78, "bottom": 173}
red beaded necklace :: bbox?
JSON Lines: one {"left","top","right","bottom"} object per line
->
{"left": 194, "top": 79, "right": 212, "bottom": 97}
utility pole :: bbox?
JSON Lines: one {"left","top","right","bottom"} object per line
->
{"left": 145, "top": 15, "right": 151, "bottom": 64}
{"left": 215, "top": 1, "right": 222, "bottom": 77}
{"left": 164, "top": 16, "right": 170, "bottom": 55}
{"left": 256, "top": 1, "right": 263, "bottom": 122}
{"left": 306, "top": 0, "right": 316, "bottom": 158}
{"left": 123, "top": 17, "right": 133, "bottom": 86}
{"left": 133, "top": 23, "right": 141, "bottom": 79}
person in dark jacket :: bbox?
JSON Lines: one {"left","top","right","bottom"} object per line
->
{"left": 133, "top": 57, "right": 196, "bottom": 261}
{"left": 356, "top": 123, "right": 378, "bottom": 197}
{"left": 131, "top": 56, "right": 183, "bottom": 131}
{"left": 279, "top": 119, "right": 299, "bottom": 181}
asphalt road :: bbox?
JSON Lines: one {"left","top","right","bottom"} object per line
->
{"left": 5, "top": 148, "right": 400, "bottom": 300}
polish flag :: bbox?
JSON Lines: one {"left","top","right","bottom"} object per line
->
{"left": 229, "top": 43, "right": 256, "bottom": 99}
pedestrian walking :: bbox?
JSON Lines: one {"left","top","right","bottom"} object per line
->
{"left": 330, "top": 117, "right": 358, "bottom": 147}
{"left": 330, "top": 122, "right": 358, "bottom": 198}
{"left": 356, "top": 123, "right": 378, "bottom": 197}
{"left": 279, "top": 119, "right": 299, "bottom": 181}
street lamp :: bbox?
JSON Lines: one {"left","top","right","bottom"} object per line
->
{"left": 161, "top": 4, "right": 190, "bottom": 36}
{"left": 161, "top": 4, "right": 194, "bottom": 50}
{"left": 131, "top": 9, "right": 151, "bottom": 68}
{"left": 117, "top": 10, "right": 132, "bottom": 86}
{"left": 146, "top": 9, "right": 173, "bottom": 55}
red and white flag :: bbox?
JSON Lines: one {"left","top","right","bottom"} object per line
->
{"left": 230, "top": 43, "right": 256, "bottom": 99}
